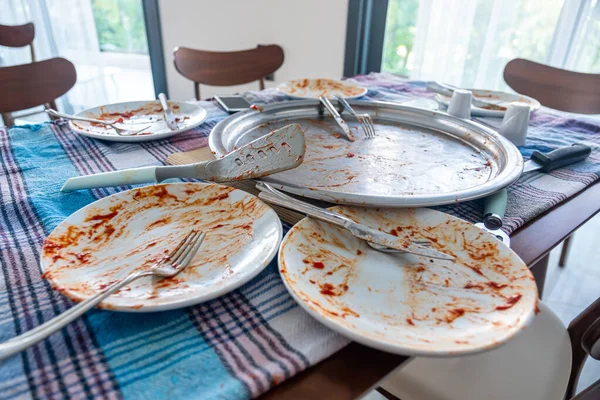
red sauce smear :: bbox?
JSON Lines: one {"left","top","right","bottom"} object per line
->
{"left": 406, "top": 318, "right": 415, "bottom": 326}
{"left": 356, "top": 249, "right": 362, "bottom": 255}
{"left": 389, "top": 229, "right": 398, "bottom": 237}
{"left": 486, "top": 281, "right": 508, "bottom": 289}
{"left": 86, "top": 211, "right": 118, "bottom": 222}
{"left": 250, "top": 104, "right": 264, "bottom": 112}
{"left": 496, "top": 294, "right": 522, "bottom": 310}
{"left": 312, "top": 261, "right": 325, "bottom": 269}
{"left": 446, "top": 308, "right": 465, "bottom": 323}
{"left": 347, "top": 152, "right": 355, "bottom": 158}
{"left": 74, "top": 252, "right": 91, "bottom": 263}
{"left": 212, "top": 224, "right": 225, "bottom": 229}
{"left": 319, "top": 283, "right": 336, "bottom": 296}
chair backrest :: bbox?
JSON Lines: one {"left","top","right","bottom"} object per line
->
{"left": 0, "top": 23, "right": 36, "bottom": 61}
{"left": 0, "top": 58, "right": 76, "bottom": 114}
{"left": 173, "top": 44, "right": 284, "bottom": 99}
{"left": 566, "top": 297, "right": 600, "bottom": 399}
{"left": 504, "top": 58, "right": 600, "bottom": 114}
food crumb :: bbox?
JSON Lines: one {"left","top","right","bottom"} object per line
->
{"left": 312, "top": 261, "right": 325, "bottom": 269}
{"left": 347, "top": 152, "right": 355, "bottom": 158}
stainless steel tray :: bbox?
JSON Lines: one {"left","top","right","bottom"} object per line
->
{"left": 209, "top": 100, "right": 523, "bottom": 207}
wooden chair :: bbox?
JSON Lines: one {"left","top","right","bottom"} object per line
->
{"left": 504, "top": 58, "right": 600, "bottom": 266}
{"left": 0, "top": 58, "right": 77, "bottom": 126}
{"left": 0, "top": 22, "right": 40, "bottom": 126}
{"left": 173, "top": 44, "right": 284, "bottom": 100}
{"left": 0, "top": 22, "right": 36, "bottom": 61}
{"left": 377, "top": 297, "right": 600, "bottom": 400}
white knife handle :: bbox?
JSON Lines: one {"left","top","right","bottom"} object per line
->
{"left": 61, "top": 167, "right": 157, "bottom": 192}
{"left": 158, "top": 93, "right": 170, "bottom": 112}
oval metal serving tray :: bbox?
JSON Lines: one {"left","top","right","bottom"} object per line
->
{"left": 209, "top": 100, "right": 523, "bottom": 207}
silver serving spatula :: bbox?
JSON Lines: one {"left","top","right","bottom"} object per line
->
{"left": 61, "top": 123, "right": 306, "bottom": 192}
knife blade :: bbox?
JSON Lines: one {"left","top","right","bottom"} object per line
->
{"left": 61, "top": 123, "right": 306, "bottom": 192}
{"left": 523, "top": 144, "right": 591, "bottom": 173}
{"left": 319, "top": 96, "right": 355, "bottom": 142}
{"left": 255, "top": 182, "right": 455, "bottom": 261}
{"left": 158, "top": 93, "right": 178, "bottom": 131}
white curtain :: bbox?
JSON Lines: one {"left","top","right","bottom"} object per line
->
{"left": 408, "top": 0, "right": 599, "bottom": 90}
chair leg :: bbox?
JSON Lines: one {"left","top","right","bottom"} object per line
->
{"left": 530, "top": 253, "right": 549, "bottom": 299}
{"left": 559, "top": 235, "right": 573, "bottom": 268}
{"left": 1, "top": 112, "right": 14, "bottom": 127}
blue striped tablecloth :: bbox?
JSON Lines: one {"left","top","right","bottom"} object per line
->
{"left": 1, "top": 73, "right": 599, "bottom": 399}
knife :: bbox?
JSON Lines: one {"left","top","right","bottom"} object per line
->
{"left": 523, "top": 144, "right": 591, "bottom": 173}
{"left": 61, "top": 124, "right": 306, "bottom": 192}
{"left": 319, "top": 96, "right": 355, "bottom": 142}
{"left": 158, "top": 93, "right": 178, "bottom": 131}
{"left": 482, "top": 144, "right": 592, "bottom": 229}
{"left": 256, "top": 182, "right": 455, "bottom": 261}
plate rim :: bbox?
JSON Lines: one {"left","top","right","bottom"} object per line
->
{"left": 276, "top": 78, "right": 368, "bottom": 99}
{"left": 278, "top": 207, "right": 538, "bottom": 356}
{"left": 69, "top": 100, "right": 208, "bottom": 142}
{"left": 40, "top": 182, "right": 283, "bottom": 312}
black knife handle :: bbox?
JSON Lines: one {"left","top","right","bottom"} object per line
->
{"left": 530, "top": 144, "right": 591, "bottom": 172}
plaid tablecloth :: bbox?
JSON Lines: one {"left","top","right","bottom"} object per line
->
{"left": 1, "top": 73, "right": 599, "bottom": 399}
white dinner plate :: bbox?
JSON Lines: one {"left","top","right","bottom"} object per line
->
{"left": 41, "top": 182, "right": 282, "bottom": 311}
{"left": 69, "top": 100, "right": 208, "bottom": 142}
{"left": 436, "top": 89, "right": 541, "bottom": 117}
{"left": 279, "top": 207, "right": 538, "bottom": 356}
{"left": 277, "top": 78, "right": 368, "bottom": 99}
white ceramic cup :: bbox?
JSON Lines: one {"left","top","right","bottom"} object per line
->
{"left": 447, "top": 89, "right": 472, "bottom": 119}
{"left": 499, "top": 102, "right": 531, "bottom": 146}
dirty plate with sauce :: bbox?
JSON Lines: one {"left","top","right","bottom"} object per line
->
{"left": 436, "top": 89, "right": 541, "bottom": 117}
{"left": 277, "top": 78, "right": 368, "bottom": 99}
{"left": 41, "top": 182, "right": 281, "bottom": 311}
{"left": 279, "top": 206, "right": 538, "bottom": 356}
{"left": 69, "top": 100, "right": 208, "bottom": 142}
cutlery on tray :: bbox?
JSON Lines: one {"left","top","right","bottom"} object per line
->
{"left": 256, "top": 182, "right": 455, "bottom": 261}
{"left": 319, "top": 96, "right": 356, "bottom": 142}
{"left": 61, "top": 123, "right": 306, "bottom": 192}
{"left": 334, "top": 96, "right": 376, "bottom": 138}
{"left": 158, "top": 93, "right": 178, "bottom": 131}
{"left": 0, "top": 230, "right": 206, "bottom": 361}
{"left": 46, "top": 109, "right": 152, "bottom": 136}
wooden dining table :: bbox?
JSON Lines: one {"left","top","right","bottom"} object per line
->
{"left": 2, "top": 72, "right": 599, "bottom": 400}
{"left": 259, "top": 179, "right": 600, "bottom": 399}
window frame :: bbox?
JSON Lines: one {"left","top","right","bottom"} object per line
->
{"left": 344, "top": 0, "right": 389, "bottom": 77}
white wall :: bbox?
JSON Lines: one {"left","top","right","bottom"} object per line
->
{"left": 158, "top": 0, "right": 349, "bottom": 100}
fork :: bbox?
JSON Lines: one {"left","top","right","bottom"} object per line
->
{"left": 46, "top": 109, "right": 152, "bottom": 136}
{"left": 334, "top": 96, "right": 376, "bottom": 138}
{"left": 0, "top": 230, "right": 206, "bottom": 361}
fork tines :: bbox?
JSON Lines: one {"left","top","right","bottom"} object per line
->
{"left": 334, "top": 96, "right": 376, "bottom": 139}
{"left": 358, "top": 114, "right": 376, "bottom": 138}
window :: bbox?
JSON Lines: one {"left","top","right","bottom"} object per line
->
{"left": 91, "top": 0, "right": 148, "bottom": 54}
{"left": 382, "top": 0, "right": 600, "bottom": 90}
